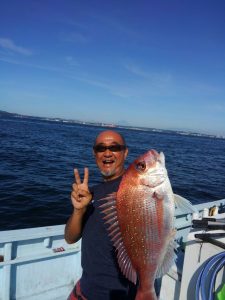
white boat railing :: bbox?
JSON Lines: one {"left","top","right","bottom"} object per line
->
{"left": 0, "top": 225, "right": 82, "bottom": 300}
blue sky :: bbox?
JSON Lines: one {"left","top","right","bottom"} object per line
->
{"left": 0, "top": 0, "right": 225, "bottom": 136}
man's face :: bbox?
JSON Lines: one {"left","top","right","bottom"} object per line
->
{"left": 93, "top": 131, "right": 128, "bottom": 181}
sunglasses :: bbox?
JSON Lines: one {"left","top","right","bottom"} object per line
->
{"left": 93, "top": 144, "right": 127, "bottom": 153}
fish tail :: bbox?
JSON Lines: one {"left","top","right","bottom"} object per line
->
{"left": 135, "top": 288, "right": 158, "bottom": 300}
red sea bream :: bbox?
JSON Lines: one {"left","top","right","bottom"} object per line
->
{"left": 100, "top": 149, "right": 195, "bottom": 300}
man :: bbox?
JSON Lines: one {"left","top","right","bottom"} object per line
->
{"left": 65, "top": 130, "right": 137, "bottom": 300}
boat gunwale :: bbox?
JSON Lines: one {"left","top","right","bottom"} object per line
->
{"left": 0, "top": 224, "right": 65, "bottom": 243}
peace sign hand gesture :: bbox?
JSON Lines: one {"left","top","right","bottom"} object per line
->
{"left": 71, "top": 167, "right": 92, "bottom": 212}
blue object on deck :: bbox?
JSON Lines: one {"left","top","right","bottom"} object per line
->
{"left": 195, "top": 251, "right": 225, "bottom": 300}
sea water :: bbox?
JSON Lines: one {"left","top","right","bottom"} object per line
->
{"left": 0, "top": 117, "right": 225, "bottom": 230}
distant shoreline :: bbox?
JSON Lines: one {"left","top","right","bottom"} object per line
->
{"left": 0, "top": 109, "right": 224, "bottom": 140}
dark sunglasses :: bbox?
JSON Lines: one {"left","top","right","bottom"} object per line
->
{"left": 93, "top": 144, "right": 127, "bottom": 153}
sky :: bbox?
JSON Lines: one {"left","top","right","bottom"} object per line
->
{"left": 0, "top": 0, "right": 225, "bottom": 136}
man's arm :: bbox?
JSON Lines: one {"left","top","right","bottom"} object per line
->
{"left": 64, "top": 207, "right": 87, "bottom": 244}
{"left": 64, "top": 168, "right": 92, "bottom": 244}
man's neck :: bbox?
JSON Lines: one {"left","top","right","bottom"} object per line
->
{"left": 103, "top": 170, "right": 125, "bottom": 182}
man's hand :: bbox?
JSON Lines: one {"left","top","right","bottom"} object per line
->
{"left": 71, "top": 167, "right": 92, "bottom": 211}
{"left": 65, "top": 167, "right": 92, "bottom": 244}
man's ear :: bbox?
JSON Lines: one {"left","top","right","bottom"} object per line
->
{"left": 124, "top": 148, "right": 128, "bottom": 159}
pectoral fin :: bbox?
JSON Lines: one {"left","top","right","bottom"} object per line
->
{"left": 174, "top": 194, "right": 197, "bottom": 213}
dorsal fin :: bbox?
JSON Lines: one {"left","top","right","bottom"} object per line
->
{"left": 99, "top": 193, "right": 137, "bottom": 284}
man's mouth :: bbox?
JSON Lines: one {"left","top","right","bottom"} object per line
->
{"left": 103, "top": 159, "right": 115, "bottom": 165}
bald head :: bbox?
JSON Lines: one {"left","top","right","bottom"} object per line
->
{"left": 94, "top": 130, "right": 126, "bottom": 147}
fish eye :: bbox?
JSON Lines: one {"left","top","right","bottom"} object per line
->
{"left": 135, "top": 161, "right": 146, "bottom": 172}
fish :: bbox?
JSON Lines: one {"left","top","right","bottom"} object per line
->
{"left": 100, "top": 149, "right": 196, "bottom": 300}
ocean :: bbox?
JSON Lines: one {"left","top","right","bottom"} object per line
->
{"left": 0, "top": 117, "right": 225, "bottom": 231}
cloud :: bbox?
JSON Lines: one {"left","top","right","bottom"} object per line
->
{"left": 67, "top": 74, "right": 133, "bottom": 98}
{"left": 65, "top": 56, "right": 79, "bottom": 67}
{"left": 124, "top": 62, "right": 171, "bottom": 83}
{"left": 0, "top": 56, "right": 62, "bottom": 72}
{"left": 124, "top": 63, "right": 150, "bottom": 78}
{"left": 60, "top": 31, "right": 89, "bottom": 43}
{"left": 0, "top": 53, "right": 184, "bottom": 100}
{"left": 0, "top": 54, "right": 136, "bottom": 98}
{"left": 59, "top": 18, "right": 89, "bottom": 31}
{"left": 74, "top": 76, "right": 112, "bottom": 90}
{"left": 0, "top": 38, "right": 32, "bottom": 55}
{"left": 74, "top": 76, "right": 145, "bottom": 98}
{"left": 89, "top": 12, "right": 139, "bottom": 39}
{"left": 207, "top": 103, "right": 225, "bottom": 113}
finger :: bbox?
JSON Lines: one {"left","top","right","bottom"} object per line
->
{"left": 71, "top": 194, "right": 76, "bottom": 203}
{"left": 71, "top": 194, "right": 81, "bottom": 205}
{"left": 74, "top": 168, "right": 81, "bottom": 185}
{"left": 72, "top": 183, "right": 78, "bottom": 191}
{"left": 71, "top": 191, "right": 78, "bottom": 200}
{"left": 76, "top": 189, "right": 88, "bottom": 197}
{"left": 83, "top": 167, "right": 89, "bottom": 186}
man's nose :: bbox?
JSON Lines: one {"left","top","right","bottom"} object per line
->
{"left": 104, "top": 149, "right": 113, "bottom": 155}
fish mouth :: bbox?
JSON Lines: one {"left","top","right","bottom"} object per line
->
{"left": 140, "top": 173, "right": 167, "bottom": 188}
